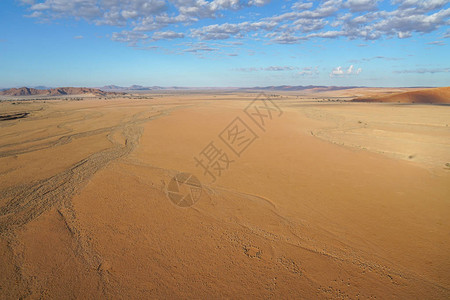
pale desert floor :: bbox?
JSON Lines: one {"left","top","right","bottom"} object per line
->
{"left": 0, "top": 92, "right": 449, "bottom": 299}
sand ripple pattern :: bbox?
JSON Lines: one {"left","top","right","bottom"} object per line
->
{"left": 0, "top": 106, "right": 182, "bottom": 234}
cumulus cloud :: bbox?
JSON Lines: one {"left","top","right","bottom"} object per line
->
{"left": 152, "top": 31, "right": 184, "bottom": 40}
{"left": 392, "top": 0, "right": 449, "bottom": 12}
{"left": 19, "top": 0, "right": 450, "bottom": 48}
{"left": 293, "top": 18, "right": 328, "bottom": 32}
{"left": 330, "top": 65, "right": 361, "bottom": 77}
{"left": 22, "top": 0, "right": 272, "bottom": 28}
{"left": 264, "top": 0, "right": 450, "bottom": 43}
{"left": 111, "top": 31, "right": 150, "bottom": 47}
{"left": 174, "top": 0, "right": 240, "bottom": 18}
{"left": 191, "top": 23, "right": 242, "bottom": 40}
{"left": 397, "top": 31, "right": 412, "bottom": 38}
{"left": 248, "top": 0, "right": 271, "bottom": 6}
{"left": 182, "top": 42, "right": 219, "bottom": 53}
{"left": 344, "top": 0, "right": 381, "bottom": 12}
{"left": 191, "top": 21, "right": 277, "bottom": 40}
{"left": 28, "top": 0, "right": 167, "bottom": 26}
{"left": 292, "top": 1, "right": 314, "bottom": 10}
{"left": 330, "top": 66, "right": 345, "bottom": 76}
{"left": 268, "top": 32, "right": 306, "bottom": 44}
{"left": 134, "top": 14, "right": 195, "bottom": 32}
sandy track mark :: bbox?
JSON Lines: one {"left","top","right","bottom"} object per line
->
{"left": 0, "top": 106, "right": 185, "bottom": 234}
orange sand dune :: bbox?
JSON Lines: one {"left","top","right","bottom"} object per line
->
{"left": 354, "top": 87, "right": 450, "bottom": 104}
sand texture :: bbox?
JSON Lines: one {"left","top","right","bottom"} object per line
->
{"left": 0, "top": 91, "right": 449, "bottom": 299}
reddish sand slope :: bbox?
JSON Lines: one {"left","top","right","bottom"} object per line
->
{"left": 354, "top": 87, "right": 450, "bottom": 104}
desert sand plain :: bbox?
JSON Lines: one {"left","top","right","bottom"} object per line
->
{"left": 0, "top": 88, "right": 449, "bottom": 299}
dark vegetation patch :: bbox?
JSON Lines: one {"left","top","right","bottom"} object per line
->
{"left": 0, "top": 112, "right": 29, "bottom": 121}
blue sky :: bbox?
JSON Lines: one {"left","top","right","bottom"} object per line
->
{"left": 0, "top": 0, "right": 449, "bottom": 88}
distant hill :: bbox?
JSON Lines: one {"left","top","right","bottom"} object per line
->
{"left": 242, "top": 85, "right": 360, "bottom": 92}
{"left": 353, "top": 87, "right": 450, "bottom": 104}
{"left": 100, "top": 85, "right": 179, "bottom": 91}
{"left": 101, "top": 85, "right": 153, "bottom": 91}
{"left": 99, "top": 85, "right": 362, "bottom": 92}
{"left": 101, "top": 85, "right": 126, "bottom": 91}
{"left": 0, "top": 87, "right": 125, "bottom": 97}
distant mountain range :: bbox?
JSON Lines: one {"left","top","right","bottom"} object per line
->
{"left": 101, "top": 85, "right": 150, "bottom": 91}
{"left": 0, "top": 87, "right": 124, "bottom": 97}
{"left": 100, "top": 84, "right": 365, "bottom": 92}
{"left": 100, "top": 85, "right": 199, "bottom": 91}
{"left": 1, "top": 86, "right": 53, "bottom": 92}
{"left": 2, "top": 85, "right": 439, "bottom": 96}
{"left": 244, "top": 85, "right": 366, "bottom": 92}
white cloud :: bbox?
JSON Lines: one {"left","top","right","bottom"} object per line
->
{"left": 330, "top": 65, "right": 362, "bottom": 77}
{"left": 248, "top": 0, "right": 271, "bottom": 6}
{"left": 269, "top": 32, "right": 306, "bottom": 44}
{"left": 182, "top": 42, "right": 219, "bottom": 53}
{"left": 152, "top": 31, "right": 184, "bottom": 40}
{"left": 292, "top": 1, "right": 314, "bottom": 10}
{"left": 344, "top": 0, "right": 380, "bottom": 12}
{"left": 293, "top": 18, "right": 328, "bottom": 32}
{"left": 392, "top": 0, "right": 449, "bottom": 12}
{"left": 347, "top": 64, "right": 354, "bottom": 74}
{"left": 397, "top": 31, "right": 412, "bottom": 38}
{"left": 111, "top": 31, "right": 150, "bottom": 47}
{"left": 307, "top": 30, "right": 345, "bottom": 38}
{"left": 264, "top": 0, "right": 450, "bottom": 43}
{"left": 134, "top": 14, "right": 195, "bottom": 32}
{"left": 191, "top": 23, "right": 242, "bottom": 40}
{"left": 331, "top": 66, "right": 344, "bottom": 76}
{"left": 20, "top": 0, "right": 450, "bottom": 48}
{"left": 191, "top": 21, "right": 277, "bottom": 40}
{"left": 27, "top": 0, "right": 167, "bottom": 26}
